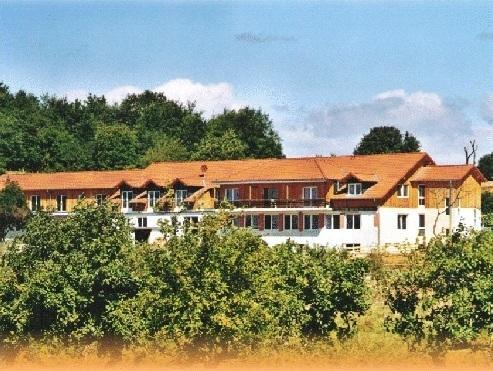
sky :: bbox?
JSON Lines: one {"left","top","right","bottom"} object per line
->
{"left": 1, "top": 0, "right": 493, "bottom": 163}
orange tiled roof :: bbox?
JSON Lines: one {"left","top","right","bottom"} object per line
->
{"left": 410, "top": 165, "right": 487, "bottom": 183}
{"left": 316, "top": 152, "right": 434, "bottom": 199}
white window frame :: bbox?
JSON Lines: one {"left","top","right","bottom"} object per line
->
{"left": 148, "top": 190, "right": 161, "bottom": 208}
{"left": 96, "top": 194, "right": 105, "bottom": 206}
{"left": 225, "top": 188, "right": 240, "bottom": 202}
{"left": 121, "top": 191, "right": 133, "bottom": 210}
{"left": 56, "top": 194, "right": 67, "bottom": 212}
{"left": 397, "top": 214, "right": 408, "bottom": 230}
{"left": 418, "top": 184, "right": 425, "bottom": 206}
{"left": 284, "top": 214, "right": 299, "bottom": 230}
{"left": 304, "top": 214, "right": 319, "bottom": 230}
{"left": 346, "top": 214, "right": 361, "bottom": 229}
{"left": 245, "top": 215, "right": 259, "bottom": 229}
{"left": 137, "top": 217, "right": 147, "bottom": 228}
{"left": 326, "top": 214, "right": 340, "bottom": 229}
{"left": 347, "top": 183, "right": 362, "bottom": 196}
{"left": 397, "top": 184, "right": 409, "bottom": 198}
{"left": 31, "top": 195, "right": 41, "bottom": 211}
{"left": 303, "top": 186, "right": 318, "bottom": 200}
{"left": 418, "top": 214, "right": 425, "bottom": 236}
{"left": 175, "top": 189, "right": 188, "bottom": 205}
{"left": 264, "top": 215, "right": 279, "bottom": 230}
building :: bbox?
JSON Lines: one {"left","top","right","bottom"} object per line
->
{"left": 0, "top": 152, "right": 485, "bottom": 252}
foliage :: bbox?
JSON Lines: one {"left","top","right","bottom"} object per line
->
{"left": 138, "top": 136, "right": 189, "bottom": 167}
{"left": 353, "top": 126, "right": 421, "bottom": 155}
{"left": 482, "top": 191, "right": 493, "bottom": 215}
{"left": 0, "top": 84, "right": 283, "bottom": 172}
{"left": 0, "top": 181, "right": 30, "bottom": 241}
{"left": 478, "top": 152, "right": 493, "bottom": 180}
{"left": 384, "top": 229, "right": 493, "bottom": 356}
{"left": 109, "top": 211, "right": 370, "bottom": 355}
{"left": 207, "top": 108, "right": 283, "bottom": 159}
{"left": 192, "top": 129, "right": 248, "bottom": 160}
{"left": 0, "top": 202, "right": 139, "bottom": 351}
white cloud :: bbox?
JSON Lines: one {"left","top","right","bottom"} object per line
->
{"left": 65, "top": 78, "right": 244, "bottom": 118}
{"left": 153, "top": 79, "right": 244, "bottom": 117}
{"left": 277, "top": 89, "right": 489, "bottom": 164}
{"left": 481, "top": 93, "right": 493, "bottom": 124}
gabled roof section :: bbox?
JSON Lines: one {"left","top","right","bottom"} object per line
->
{"left": 410, "top": 164, "right": 486, "bottom": 183}
{"left": 316, "top": 152, "right": 434, "bottom": 199}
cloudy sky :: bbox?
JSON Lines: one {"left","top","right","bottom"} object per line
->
{"left": 2, "top": 0, "right": 493, "bottom": 163}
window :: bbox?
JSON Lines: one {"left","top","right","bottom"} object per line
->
{"left": 397, "top": 214, "right": 407, "bottom": 230}
{"left": 245, "top": 215, "right": 259, "bottom": 229}
{"left": 225, "top": 188, "right": 240, "bottom": 202}
{"left": 303, "top": 187, "right": 318, "bottom": 200}
{"left": 326, "top": 214, "right": 340, "bottom": 229}
{"left": 418, "top": 214, "right": 425, "bottom": 236}
{"left": 148, "top": 190, "right": 161, "bottom": 208}
{"left": 346, "top": 214, "right": 361, "bottom": 229}
{"left": 137, "top": 217, "right": 147, "bottom": 228}
{"left": 232, "top": 217, "right": 242, "bottom": 227}
{"left": 347, "top": 183, "right": 362, "bottom": 196}
{"left": 96, "top": 194, "right": 105, "bottom": 206}
{"left": 56, "top": 195, "right": 67, "bottom": 212}
{"left": 263, "top": 188, "right": 279, "bottom": 200}
{"left": 284, "top": 214, "right": 299, "bottom": 230}
{"left": 264, "top": 215, "right": 279, "bottom": 230}
{"left": 445, "top": 197, "right": 451, "bottom": 215}
{"left": 121, "top": 191, "right": 133, "bottom": 209}
{"left": 304, "top": 214, "right": 319, "bottom": 230}
{"left": 175, "top": 189, "right": 188, "bottom": 205}
{"left": 418, "top": 185, "right": 425, "bottom": 206}
{"left": 397, "top": 184, "right": 409, "bottom": 198}
{"left": 335, "top": 181, "right": 342, "bottom": 192}
{"left": 344, "top": 243, "right": 361, "bottom": 252}
{"left": 31, "top": 195, "right": 41, "bottom": 211}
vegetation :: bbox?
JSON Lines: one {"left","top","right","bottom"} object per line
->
{"left": 0, "top": 83, "right": 283, "bottom": 172}
{"left": 0, "top": 204, "right": 369, "bottom": 357}
{"left": 384, "top": 227, "right": 493, "bottom": 357}
{"left": 353, "top": 126, "right": 421, "bottom": 155}
{"left": 0, "top": 181, "right": 30, "bottom": 241}
{"left": 478, "top": 152, "right": 493, "bottom": 180}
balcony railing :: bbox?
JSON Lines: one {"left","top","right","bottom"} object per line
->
{"left": 219, "top": 198, "right": 327, "bottom": 209}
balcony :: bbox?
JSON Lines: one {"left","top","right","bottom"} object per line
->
{"left": 220, "top": 198, "right": 327, "bottom": 209}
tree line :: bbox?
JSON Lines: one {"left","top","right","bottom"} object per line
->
{"left": 0, "top": 83, "right": 283, "bottom": 173}
{"left": 0, "top": 201, "right": 492, "bottom": 360}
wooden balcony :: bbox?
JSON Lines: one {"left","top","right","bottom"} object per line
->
{"left": 219, "top": 198, "right": 327, "bottom": 209}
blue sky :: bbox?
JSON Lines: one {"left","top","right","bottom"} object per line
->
{"left": 1, "top": 0, "right": 493, "bottom": 162}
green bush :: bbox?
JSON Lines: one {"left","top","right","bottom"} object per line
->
{"left": 384, "top": 229, "right": 493, "bottom": 356}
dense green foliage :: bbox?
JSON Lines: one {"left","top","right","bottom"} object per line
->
{"left": 0, "top": 83, "right": 283, "bottom": 172}
{"left": 482, "top": 192, "right": 493, "bottom": 214}
{"left": 478, "top": 152, "right": 493, "bottom": 180}
{"left": 353, "top": 126, "right": 421, "bottom": 155}
{"left": 0, "top": 182, "right": 30, "bottom": 241}
{"left": 384, "top": 229, "right": 493, "bottom": 355}
{"left": 0, "top": 204, "right": 369, "bottom": 355}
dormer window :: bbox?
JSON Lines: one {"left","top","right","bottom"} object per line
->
{"left": 347, "top": 183, "right": 362, "bottom": 196}
{"left": 397, "top": 184, "right": 409, "bottom": 198}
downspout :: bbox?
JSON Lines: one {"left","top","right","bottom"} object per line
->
{"left": 375, "top": 198, "right": 381, "bottom": 247}
{"left": 449, "top": 180, "right": 453, "bottom": 233}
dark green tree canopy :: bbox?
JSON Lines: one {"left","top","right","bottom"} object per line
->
{"left": 0, "top": 84, "right": 284, "bottom": 172}
{"left": 354, "top": 126, "right": 421, "bottom": 155}
{"left": 478, "top": 152, "right": 493, "bottom": 180}
{"left": 0, "top": 181, "right": 30, "bottom": 241}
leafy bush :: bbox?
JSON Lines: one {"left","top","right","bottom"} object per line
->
{"left": 384, "top": 229, "right": 493, "bottom": 356}
{"left": 0, "top": 204, "right": 370, "bottom": 356}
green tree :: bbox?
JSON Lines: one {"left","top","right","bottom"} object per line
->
{"left": 478, "top": 152, "right": 493, "bottom": 180}
{"left": 192, "top": 129, "right": 247, "bottom": 161}
{"left": 384, "top": 229, "right": 493, "bottom": 357}
{"left": 0, "top": 202, "right": 139, "bottom": 351}
{"left": 354, "top": 126, "right": 421, "bottom": 155}
{"left": 138, "top": 136, "right": 190, "bottom": 167}
{"left": 482, "top": 192, "right": 493, "bottom": 215}
{"left": 0, "top": 181, "right": 30, "bottom": 241}
{"left": 93, "top": 124, "right": 138, "bottom": 170}
{"left": 207, "top": 107, "right": 283, "bottom": 158}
